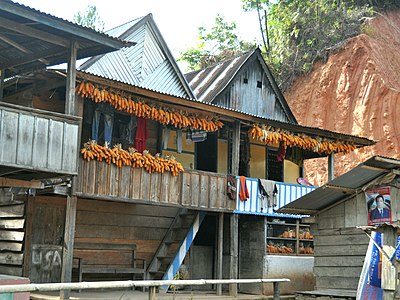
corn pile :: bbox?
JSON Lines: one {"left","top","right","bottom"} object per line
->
{"left": 81, "top": 141, "right": 184, "bottom": 176}
{"left": 248, "top": 124, "right": 357, "bottom": 155}
{"left": 76, "top": 81, "right": 223, "bottom": 132}
{"left": 266, "top": 243, "right": 294, "bottom": 254}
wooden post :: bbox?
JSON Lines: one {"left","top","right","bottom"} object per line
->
{"left": 231, "top": 121, "right": 241, "bottom": 175}
{"left": 23, "top": 195, "right": 34, "bottom": 277}
{"left": 382, "top": 226, "right": 397, "bottom": 300}
{"left": 229, "top": 214, "right": 238, "bottom": 296}
{"left": 65, "top": 41, "right": 78, "bottom": 116}
{"left": 328, "top": 153, "right": 335, "bottom": 181}
{"left": 229, "top": 120, "right": 240, "bottom": 296}
{"left": 60, "top": 176, "right": 78, "bottom": 300}
{"left": 273, "top": 282, "right": 280, "bottom": 300}
{"left": 148, "top": 286, "right": 157, "bottom": 300}
{"left": 216, "top": 212, "right": 224, "bottom": 295}
{"left": 0, "top": 69, "right": 4, "bottom": 101}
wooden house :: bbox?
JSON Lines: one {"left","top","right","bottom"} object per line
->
{"left": 279, "top": 156, "right": 400, "bottom": 299}
{"left": 0, "top": 2, "right": 376, "bottom": 298}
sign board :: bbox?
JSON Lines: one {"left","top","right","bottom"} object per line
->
{"left": 365, "top": 187, "right": 391, "bottom": 225}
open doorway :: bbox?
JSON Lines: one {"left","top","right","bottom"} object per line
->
{"left": 196, "top": 132, "right": 218, "bottom": 172}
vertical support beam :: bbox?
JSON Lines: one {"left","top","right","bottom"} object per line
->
{"left": 328, "top": 153, "right": 335, "bottom": 181}
{"left": 216, "top": 212, "right": 224, "bottom": 296}
{"left": 22, "top": 195, "right": 34, "bottom": 277}
{"left": 65, "top": 41, "right": 78, "bottom": 116}
{"left": 148, "top": 286, "right": 156, "bottom": 300}
{"left": 60, "top": 177, "right": 78, "bottom": 300}
{"left": 0, "top": 69, "right": 4, "bottom": 101}
{"left": 382, "top": 226, "right": 397, "bottom": 300}
{"left": 273, "top": 282, "right": 280, "bottom": 300}
{"left": 231, "top": 121, "right": 241, "bottom": 175}
{"left": 229, "top": 120, "right": 240, "bottom": 296}
{"left": 229, "top": 214, "right": 238, "bottom": 296}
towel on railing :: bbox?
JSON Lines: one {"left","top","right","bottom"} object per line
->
{"left": 258, "top": 179, "right": 278, "bottom": 208}
{"left": 239, "top": 176, "right": 249, "bottom": 201}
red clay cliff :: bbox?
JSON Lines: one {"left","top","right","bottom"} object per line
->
{"left": 285, "top": 10, "right": 400, "bottom": 185}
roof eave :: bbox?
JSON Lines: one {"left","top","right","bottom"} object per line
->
{"left": 0, "top": 0, "right": 134, "bottom": 50}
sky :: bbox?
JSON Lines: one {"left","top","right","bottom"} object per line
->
{"left": 15, "top": 0, "right": 261, "bottom": 59}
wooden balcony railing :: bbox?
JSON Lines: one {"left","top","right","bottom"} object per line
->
{"left": 235, "top": 177, "right": 316, "bottom": 215}
{"left": 76, "top": 160, "right": 235, "bottom": 211}
{"left": 0, "top": 103, "right": 80, "bottom": 175}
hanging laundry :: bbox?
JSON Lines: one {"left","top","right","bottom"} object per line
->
{"left": 176, "top": 129, "right": 183, "bottom": 153}
{"left": 239, "top": 176, "right": 249, "bottom": 201}
{"left": 277, "top": 141, "right": 286, "bottom": 162}
{"left": 227, "top": 175, "right": 237, "bottom": 201}
{"left": 188, "top": 129, "right": 207, "bottom": 142}
{"left": 258, "top": 179, "right": 278, "bottom": 208}
{"left": 91, "top": 102, "right": 114, "bottom": 145}
{"left": 258, "top": 178, "right": 268, "bottom": 211}
{"left": 285, "top": 146, "right": 303, "bottom": 166}
{"left": 134, "top": 117, "right": 148, "bottom": 153}
{"left": 163, "top": 126, "right": 170, "bottom": 150}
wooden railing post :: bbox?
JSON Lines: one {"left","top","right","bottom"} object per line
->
{"left": 273, "top": 282, "right": 281, "bottom": 300}
{"left": 148, "top": 286, "right": 156, "bottom": 300}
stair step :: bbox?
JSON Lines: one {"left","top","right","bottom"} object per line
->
{"left": 164, "top": 240, "right": 178, "bottom": 245}
{"left": 157, "top": 256, "right": 174, "bottom": 260}
{"left": 149, "top": 270, "right": 165, "bottom": 275}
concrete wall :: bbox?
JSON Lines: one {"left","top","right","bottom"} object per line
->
{"left": 262, "top": 255, "right": 315, "bottom": 295}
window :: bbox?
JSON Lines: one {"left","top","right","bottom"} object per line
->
{"left": 266, "top": 147, "right": 283, "bottom": 182}
{"left": 257, "top": 81, "right": 262, "bottom": 88}
{"left": 243, "top": 78, "right": 248, "bottom": 84}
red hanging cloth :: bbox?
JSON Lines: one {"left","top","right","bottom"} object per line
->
{"left": 134, "top": 117, "right": 148, "bottom": 153}
{"left": 239, "top": 176, "right": 249, "bottom": 201}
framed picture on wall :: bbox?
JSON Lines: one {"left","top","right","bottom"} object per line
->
{"left": 366, "top": 187, "right": 391, "bottom": 225}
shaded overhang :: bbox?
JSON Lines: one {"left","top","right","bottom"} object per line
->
{"left": 0, "top": 0, "right": 134, "bottom": 77}
{"left": 278, "top": 156, "right": 400, "bottom": 215}
{"left": 74, "top": 70, "right": 375, "bottom": 155}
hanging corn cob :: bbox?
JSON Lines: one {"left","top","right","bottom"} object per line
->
{"left": 76, "top": 81, "right": 223, "bottom": 132}
{"left": 248, "top": 124, "right": 357, "bottom": 155}
{"left": 80, "top": 140, "right": 184, "bottom": 176}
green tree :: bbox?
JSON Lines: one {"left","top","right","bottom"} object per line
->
{"left": 179, "top": 14, "right": 255, "bottom": 71}
{"left": 242, "top": 0, "right": 400, "bottom": 91}
{"left": 73, "top": 5, "right": 105, "bottom": 32}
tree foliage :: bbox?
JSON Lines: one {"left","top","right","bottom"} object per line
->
{"left": 73, "top": 5, "right": 105, "bottom": 32}
{"left": 178, "top": 14, "right": 255, "bottom": 71}
{"left": 242, "top": 0, "right": 400, "bottom": 91}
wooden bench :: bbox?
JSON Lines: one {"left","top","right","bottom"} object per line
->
{"left": 73, "top": 242, "right": 146, "bottom": 291}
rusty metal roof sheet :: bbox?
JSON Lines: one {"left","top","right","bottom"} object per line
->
{"left": 185, "top": 48, "right": 297, "bottom": 123}
{"left": 0, "top": 0, "right": 132, "bottom": 77}
{"left": 278, "top": 156, "right": 400, "bottom": 215}
{"left": 79, "top": 13, "right": 195, "bottom": 100}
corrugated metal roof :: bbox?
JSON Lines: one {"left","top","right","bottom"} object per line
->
{"left": 0, "top": 0, "right": 132, "bottom": 77}
{"left": 79, "top": 13, "right": 195, "bottom": 100}
{"left": 188, "top": 51, "right": 252, "bottom": 102}
{"left": 278, "top": 156, "right": 400, "bottom": 214}
{"left": 185, "top": 48, "right": 297, "bottom": 123}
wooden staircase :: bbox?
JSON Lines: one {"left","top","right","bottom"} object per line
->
{"left": 146, "top": 208, "right": 205, "bottom": 286}
{"left": 0, "top": 188, "right": 26, "bottom": 277}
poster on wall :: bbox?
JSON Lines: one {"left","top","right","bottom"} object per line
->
{"left": 365, "top": 187, "right": 391, "bottom": 225}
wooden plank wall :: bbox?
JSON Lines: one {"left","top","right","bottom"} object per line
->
{"left": 0, "top": 189, "right": 26, "bottom": 277}
{"left": 74, "top": 199, "right": 179, "bottom": 279}
{"left": 28, "top": 197, "right": 66, "bottom": 283}
{"left": 0, "top": 103, "right": 79, "bottom": 175}
{"left": 314, "top": 193, "right": 369, "bottom": 290}
{"left": 77, "top": 160, "right": 234, "bottom": 211}
{"left": 214, "top": 59, "right": 290, "bottom": 123}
